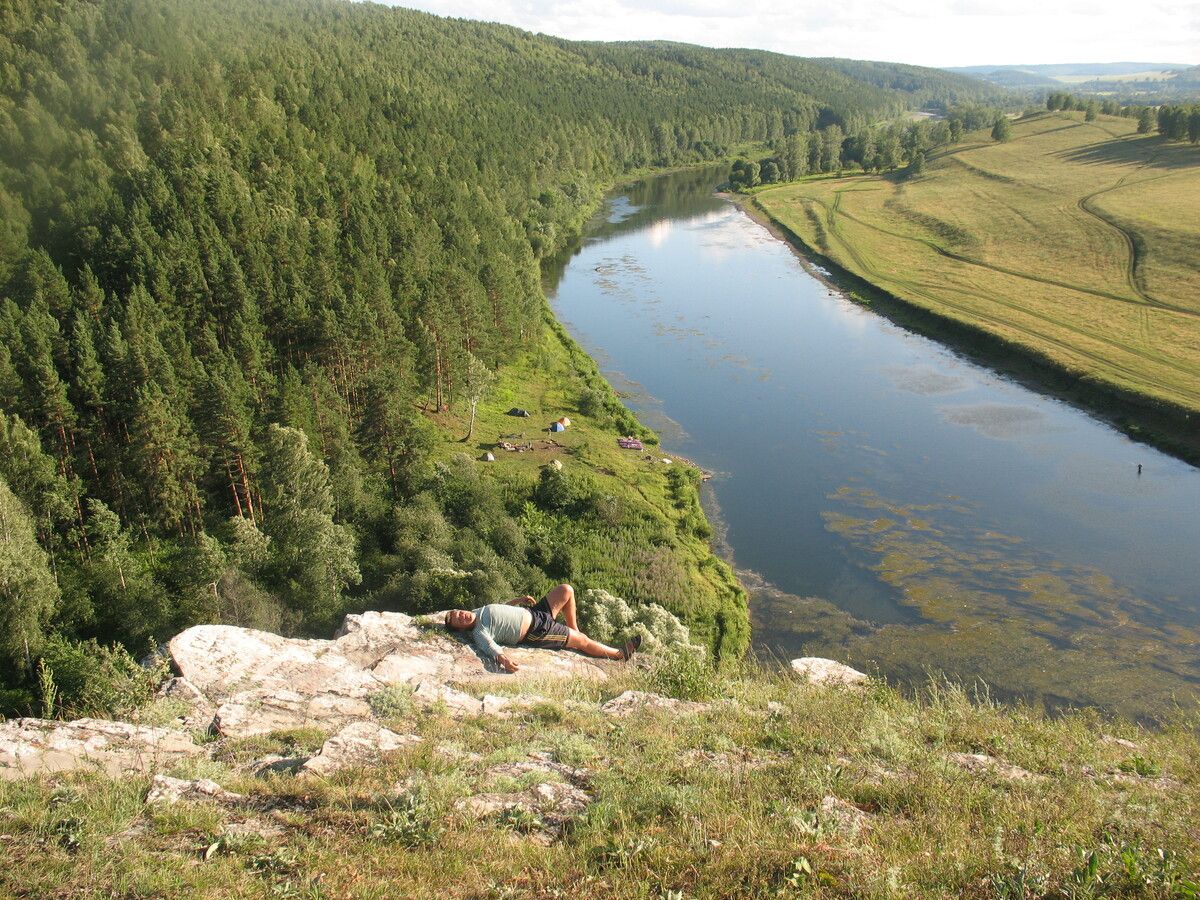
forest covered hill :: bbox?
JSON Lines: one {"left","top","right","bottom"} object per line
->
{"left": 0, "top": 0, "right": 1004, "bottom": 715}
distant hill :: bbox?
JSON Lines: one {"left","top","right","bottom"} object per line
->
{"left": 947, "top": 62, "right": 1200, "bottom": 99}
{"left": 949, "top": 62, "right": 1191, "bottom": 78}
{"left": 1173, "top": 64, "right": 1200, "bottom": 85}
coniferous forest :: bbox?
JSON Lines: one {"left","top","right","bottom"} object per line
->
{"left": 0, "top": 0, "right": 1002, "bottom": 713}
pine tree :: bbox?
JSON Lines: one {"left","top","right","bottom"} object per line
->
{"left": 358, "top": 371, "right": 432, "bottom": 499}
{"left": 259, "top": 424, "right": 360, "bottom": 625}
{"left": 197, "top": 350, "right": 259, "bottom": 522}
{"left": 0, "top": 411, "right": 78, "bottom": 551}
{"left": 16, "top": 296, "right": 78, "bottom": 463}
{"left": 127, "top": 384, "right": 202, "bottom": 535}
{"left": 0, "top": 474, "right": 60, "bottom": 675}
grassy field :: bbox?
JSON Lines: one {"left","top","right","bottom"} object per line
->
{"left": 2, "top": 664, "right": 1197, "bottom": 898}
{"left": 753, "top": 112, "right": 1200, "bottom": 432}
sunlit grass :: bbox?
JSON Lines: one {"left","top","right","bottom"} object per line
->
{"left": 755, "top": 112, "right": 1200, "bottom": 416}
{"left": 412, "top": 312, "right": 748, "bottom": 659}
{"left": 3, "top": 665, "right": 1197, "bottom": 897}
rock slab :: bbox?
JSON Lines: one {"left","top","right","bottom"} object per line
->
{"left": 146, "top": 774, "right": 246, "bottom": 806}
{"left": 168, "top": 611, "right": 607, "bottom": 737}
{"left": 0, "top": 718, "right": 202, "bottom": 780}
{"left": 298, "top": 722, "right": 423, "bottom": 778}
{"left": 790, "top": 658, "right": 869, "bottom": 687}
{"left": 601, "top": 690, "right": 709, "bottom": 717}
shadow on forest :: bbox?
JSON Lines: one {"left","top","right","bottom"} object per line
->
{"left": 1054, "top": 135, "right": 1200, "bottom": 171}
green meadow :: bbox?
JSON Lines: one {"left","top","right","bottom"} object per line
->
{"left": 754, "top": 112, "right": 1200, "bottom": 435}
{"left": 383, "top": 313, "right": 749, "bottom": 660}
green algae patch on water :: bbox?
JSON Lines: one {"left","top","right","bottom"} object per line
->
{"left": 804, "top": 485, "right": 1200, "bottom": 722}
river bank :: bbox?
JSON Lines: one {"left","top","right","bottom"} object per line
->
{"left": 738, "top": 193, "right": 1200, "bottom": 468}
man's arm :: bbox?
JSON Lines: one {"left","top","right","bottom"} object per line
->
{"left": 470, "top": 625, "right": 520, "bottom": 673}
{"left": 470, "top": 624, "right": 504, "bottom": 660}
{"left": 506, "top": 595, "right": 536, "bottom": 607}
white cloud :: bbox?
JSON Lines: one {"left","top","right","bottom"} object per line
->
{"left": 371, "top": 0, "right": 1198, "bottom": 68}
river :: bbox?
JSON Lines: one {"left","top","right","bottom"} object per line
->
{"left": 545, "top": 165, "right": 1200, "bottom": 722}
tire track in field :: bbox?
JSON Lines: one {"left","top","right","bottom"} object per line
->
{"left": 1080, "top": 188, "right": 1142, "bottom": 304}
{"left": 1076, "top": 173, "right": 1164, "bottom": 309}
{"left": 807, "top": 195, "right": 1200, "bottom": 404}
{"left": 829, "top": 189, "right": 1200, "bottom": 322}
{"left": 825, "top": 194, "right": 1200, "bottom": 386}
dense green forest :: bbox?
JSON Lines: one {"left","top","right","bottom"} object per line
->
{"left": 0, "top": 0, "right": 1004, "bottom": 714}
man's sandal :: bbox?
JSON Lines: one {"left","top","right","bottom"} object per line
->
{"left": 621, "top": 634, "right": 642, "bottom": 661}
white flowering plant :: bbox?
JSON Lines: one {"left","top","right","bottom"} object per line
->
{"left": 578, "top": 588, "right": 701, "bottom": 655}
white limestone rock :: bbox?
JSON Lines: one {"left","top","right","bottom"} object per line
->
{"left": 948, "top": 752, "right": 1041, "bottom": 782}
{"left": 600, "top": 690, "right": 709, "bottom": 717}
{"left": 789, "top": 658, "right": 869, "bottom": 687}
{"left": 297, "top": 722, "right": 422, "bottom": 778}
{"left": 212, "top": 690, "right": 373, "bottom": 738}
{"left": 455, "top": 781, "right": 591, "bottom": 844}
{"left": 1100, "top": 734, "right": 1142, "bottom": 751}
{"left": 0, "top": 718, "right": 202, "bottom": 780}
{"left": 146, "top": 774, "right": 246, "bottom": 806}
{"left": 820, "top": 795, "right": 872, "bottom": 837}
{"left": 167, "top": 610, "right": 607, "bottom": 736}
{"left": 483, "top": 757, "right": 590, "bottom": 788}
{"left": 155, "top": 677, "right": 217, "bottom": 731}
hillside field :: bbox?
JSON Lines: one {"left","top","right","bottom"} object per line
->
{"left": 753, "top": 112, "right": 1200, "bottom": 447}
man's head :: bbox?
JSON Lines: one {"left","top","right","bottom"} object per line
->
{"left": 445, "top": 608, "right": 476, "bottom": 631}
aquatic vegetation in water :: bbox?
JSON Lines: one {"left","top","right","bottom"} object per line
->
{"left": 763, "top": 485, "right": 1200, "bottom": 722}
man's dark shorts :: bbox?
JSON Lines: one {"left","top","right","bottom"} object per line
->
{"left": 523, "top": 597, "right": 570, "bottom": 648}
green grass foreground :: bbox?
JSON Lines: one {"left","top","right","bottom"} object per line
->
{"left": 2, "top": 664, "right": 1198, "bottom": 898}
{"left": 753, "top": 112, "right": 1200, "bottom": 457}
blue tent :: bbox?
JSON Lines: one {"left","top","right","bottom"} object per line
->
{"left": 549, "top": 421, "right": 566, "bottom": 432}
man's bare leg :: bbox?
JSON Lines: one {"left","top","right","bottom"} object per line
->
{"left": 564, "top": 627, "right": 623, "bottom": 660}
{"left": 542, "top": 583, "right": 579, "bottom": 631}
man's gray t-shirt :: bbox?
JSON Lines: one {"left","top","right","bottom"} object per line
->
{"left": 469, "top": 604, "right": 531, "bottom": 660}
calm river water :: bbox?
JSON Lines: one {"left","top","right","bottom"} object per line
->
{"left": 546, "top": 166, "right": 1200, "bottom": 721}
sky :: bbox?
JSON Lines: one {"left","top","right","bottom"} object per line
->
{"left": 378, "top": 0, "right": 1198, "bottom": 69}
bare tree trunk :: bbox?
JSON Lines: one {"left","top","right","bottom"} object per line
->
{"left": 464, "top": 400, "right": 478, "bottom": 442}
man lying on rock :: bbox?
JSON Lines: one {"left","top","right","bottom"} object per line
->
{"left": 445, "top": 583, "right": 640, "bottom": 673}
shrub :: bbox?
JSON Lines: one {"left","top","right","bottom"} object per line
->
{"left": 38, "top": 635, "right": 170, "bottom": 719}
{"left": 578, "top": 588, "right": 698, "bottom": 654}
{"left": 370, "top": 791, "right": 441, "bottom": 848}
{"left": 577, "top": 386, "right": 607, "bottom": 418}
{"left": 495, "top": 805, "right": 542, "bottom": 833}
{"left": 368, "top": 683, "right": 414, "bottom": 720}
{"left": 534, "top": 465, "right": 577, "bottom": 513}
